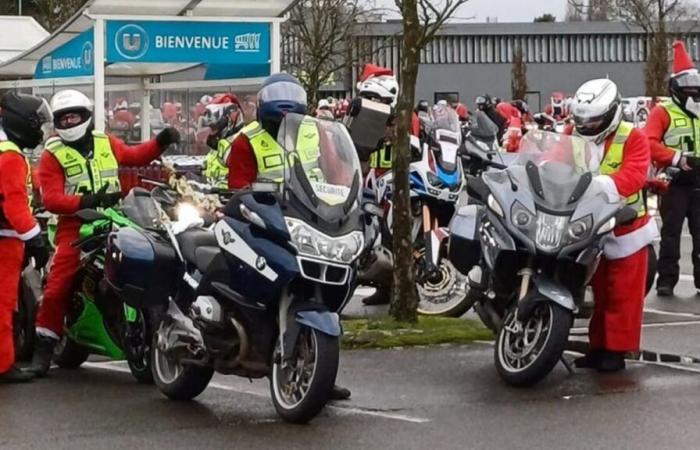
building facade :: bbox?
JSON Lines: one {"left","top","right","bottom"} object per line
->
{"left": 286, "top": 21, "right": 700, "bottom": 111}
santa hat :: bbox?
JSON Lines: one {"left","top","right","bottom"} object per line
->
{"left": 672, "top": 40, "right": 698, "bottom": 77}
{"left": 360, "top": 63, "right": 393, "bottom": 82}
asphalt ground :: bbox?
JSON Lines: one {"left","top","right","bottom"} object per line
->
{"left": 5, "top": 219, "right": 700, "bottom": 449}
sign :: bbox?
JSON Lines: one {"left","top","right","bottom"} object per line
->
{"left": 105, "top": 20, "right": 271, "bottom": 64}
{"left": 35, "top": 29, "right": 94, "bottom": 79}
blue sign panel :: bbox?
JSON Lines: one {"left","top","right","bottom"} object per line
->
{"left": 105, "top": 21, "right": 271, "bottom": 65}
{"left": 35, "top": 29, "right": 94, "bottom": 79}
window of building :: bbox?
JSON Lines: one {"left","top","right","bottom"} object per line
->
{"left": 434, "top": 92, "right": 459, "bottom": 104}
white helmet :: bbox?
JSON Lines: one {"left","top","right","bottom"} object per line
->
{"left": 50, "top": 89, "right": 93, "bottom": 143}
{"left": 317, "top": 98, "right": 331, "bottom": 110}
{"left": 571, "top": 79, "right": 622, "bottom": 144}
{"left": 200, "top": 94, "right": 213, "bottom": 105}
{"left": 358, "top": 75, "right": 399, "bottom": 108}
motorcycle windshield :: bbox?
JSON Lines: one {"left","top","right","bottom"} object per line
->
{"left": 121, "top": 189, "right": 162, "bottom": 229}
{"left": 428, "top": 105, "right": 462, "bottom": 173}
{"left": 277, "top": 113, "right": 362, "bottom": 221}
{"left": 509, "top": 130, "right": 603, "bottom": 212}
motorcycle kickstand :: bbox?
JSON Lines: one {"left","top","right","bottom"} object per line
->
{"left": 560, "top": 356, "right": 574, "bottom": 375}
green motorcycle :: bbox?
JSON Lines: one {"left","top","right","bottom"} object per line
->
{"left": 21, "top": 191, "right": 160, "bottom": 383}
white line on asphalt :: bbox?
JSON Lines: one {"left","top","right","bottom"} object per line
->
{"left": 82, "top": 361, "right": 431, "bottom": 424}
{"left": 571, "top": 319, "right": 700, "bottom": 334}
{"left": 644, "top": 307, "right": 700, "bottom": 318}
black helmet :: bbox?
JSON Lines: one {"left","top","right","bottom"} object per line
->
{"left": 670, "top": 71, "right": 700, "bottom": 118}
{"left": 415, "top": 99, "right": 429, "bottom": 113}
{"left": 1, "top": 92, "right": 52, "bottom": 149}
{"left": 512, "top": 99, "right": 529, "bottom": 115}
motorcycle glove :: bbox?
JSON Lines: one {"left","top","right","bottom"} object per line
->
{"left": 156, "top": 127, "right": 181, "bottom": 149}
{"left": 25, "top": 234, "right": 49, "bottom": 270}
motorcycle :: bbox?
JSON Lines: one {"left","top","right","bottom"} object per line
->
{"left": 22, "top": 192, "right": 163, "bottom": 382}
{"left": 147, "top": 113, "right": 371, "bottom": 423}
{"left": 449, "top": 130, "right": 641, "bottom": 386}
{"left": 363, "top": 105, "right": 470, "bottom": 316}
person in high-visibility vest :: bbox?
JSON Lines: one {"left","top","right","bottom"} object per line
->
{"left": 569, "top": 79, "right": 656, "bottom": 373}
{"left": 26, "top": 89, "right": 180, "bottom": 376}
{"left": 647, "top": 41, "right": 700, "bottom": 297}
{"left": 0, "top": 93, "right": 51, "bottom": 383}
{"left": 202, "top": 93, "right": 244, "bottom": 188}
{"left": 226, "top": 73, "right": 350, "bottom": 401}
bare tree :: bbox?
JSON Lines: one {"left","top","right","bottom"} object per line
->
{"left": 511, "top": 45, "right": 528, "bottom": 100}
{"left": 389, "top": 0, "right": 468, "bottom": 323}
{"left": 566, "top": 1, "right": 585, "bottom": 21}
{"left": 568, "top": 0, "right": 699, "bottom": 97}
{"left": 0, "top": 0, "right": 88, "bottom": 32}
{"left": 587, "top": 0, "right": 611, "bottom": 20}
{"left": 282, "top": 0, "right": 376, "bottom": 106}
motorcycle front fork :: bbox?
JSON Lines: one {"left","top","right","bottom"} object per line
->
{"left": 506, "top": 259, "right": 535, "bottom": 335}
{"left": 417, "top": 204, "right": 444, "bottom": 282}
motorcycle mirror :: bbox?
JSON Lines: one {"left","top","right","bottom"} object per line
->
{"left": 75, "top": 209, "right": 108, "bottom": 223}
{"left": 362, "top": 202, "right": 384, "bottom": 218}
{"left": 466, "top": 176, "right": 490, "bottom": 202}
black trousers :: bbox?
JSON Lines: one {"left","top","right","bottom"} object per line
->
{"left": 657, "top": 182, "right": 700, "bottom": 289}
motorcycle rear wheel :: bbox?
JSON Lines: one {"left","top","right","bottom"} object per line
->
{"left": 270, "top": 327, "right": 339, "bottom": 424}
{"left": 54, "top": 337, "right": 90, "bottom": 369}
{"left": 151, "top": 332, "right": 213, "bottom": 401}
{"left": 494, "top": 302, "right": 572, "bottom": 387}
{"left": 13, "top": 278, "right": 37, "bottom": 361}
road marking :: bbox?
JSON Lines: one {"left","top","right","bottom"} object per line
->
{"left": 644, "top": 307, "right": 700, "bottom": 318}
{"left": 82, "top": 361, "right": 430, "bottom": 424}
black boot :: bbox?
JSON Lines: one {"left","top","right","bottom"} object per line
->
{"left": 26, "top": 334, "right": 58, "bottom": 377}
{"left": 362, "top": 288, "right": 390, "bottom": 306}
{"left": 574, "top": 350, "right": 602, "bottom": 369}
{"left": 597, "top": 351, "right": 626, "bottom": 373}
{"left": 331, "top": 384, "right": 351, "bottom": 400}
{"left": 0, "top": 365, "right": 34, "bottom": 383}
{"left": 657, "top": 286, "right": 674, "bottom": 297}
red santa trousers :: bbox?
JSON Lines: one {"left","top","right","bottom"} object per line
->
{"left": 589, "top": 246, "right": 648, "bottom": 352}
{"left": 0, "top": 238, "right": 24, "bottom": 372}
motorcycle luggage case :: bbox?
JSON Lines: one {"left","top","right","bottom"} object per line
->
{"left": 105, "top": 228, "right": 180, "bottom": 308}
{"left": 448, "top": 204, "right": 482, "bottom": 275}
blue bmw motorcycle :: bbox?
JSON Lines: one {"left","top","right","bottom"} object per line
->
{"left": 135, "top": 114, "right": 369, "bottom": 423}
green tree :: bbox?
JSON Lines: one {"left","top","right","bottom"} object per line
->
{"left": 534, "top": 13, "right": 556, "bottom": 22}
{"left": 390, "top": 0, "right": 468, "bottom": 323}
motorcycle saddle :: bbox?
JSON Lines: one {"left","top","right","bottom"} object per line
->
{"left": 176, "top": 229, "right": 219, "bottom": 272}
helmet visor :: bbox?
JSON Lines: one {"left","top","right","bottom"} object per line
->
{"left": 675, "top": 72, "right": 700, "bottom": 100}
{"left": 258, "top": 81, "right": 307, "bottom": 106}
{"left": 573, "top": 105, "right": 617, "bottom": 136}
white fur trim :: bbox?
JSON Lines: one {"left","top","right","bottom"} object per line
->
{"left": 672, "top": 151, "right": 682, "bottom": 166}
{"left": 604, "top": 218, "right": 659, "bottom": 260}
{"left": 0, "top": 223, "right": 40, "bottom": 241}
{"left": 35, "top": 327, "right": 59, "bottom": 341}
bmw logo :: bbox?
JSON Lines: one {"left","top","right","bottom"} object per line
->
{"left": 255, "top": 256, "right": 267, "bottom": 271}
{"left": 114, "top": 24, "right": 148, "bottom": 60}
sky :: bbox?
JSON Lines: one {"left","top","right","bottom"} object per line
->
{"left": 375, "top": 0, "right": 565, "bottom": 23}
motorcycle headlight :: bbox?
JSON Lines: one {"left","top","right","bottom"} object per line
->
{"left": 510, "top": 201, "right": 535, "bottom": 229}
{"left": 286, "top": 218, "right": 364, "bottom": 263}
{"left": 487, "top": 194, "right": 504, "bottom": 217}
{"left": 534, "top": 212, "right": 567, "bottom": 252}
{"left": 597, "top": 216, "right": 616, "bottom": 235}
{"left": 568, "top": 215, "right": 592, "bottom": 240}
{"left": 427, "top": 172, "right": 445, "bottom": 189}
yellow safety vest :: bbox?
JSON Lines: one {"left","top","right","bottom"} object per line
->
{"left": 0, "top": 141, "right": 32, "bottom": 207}
{"left": 243, "top": 119, "right": 322, "bottom": 182}
{"left": 661, "top": 100, "right": 700, "bottom": 156}
{"left": 576, "top": 121, "right": 646, "bottom": 218}
{"left": 202, "top": 136, "right": 234, "bottom": 189}
{"left": 46, "top": 131, "right": 121, "bottom": 196}
{"left": 369, "top": 143, "right": 392, "bottom": 169}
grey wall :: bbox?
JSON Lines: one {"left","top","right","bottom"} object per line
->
{"left": 415, "top": 62, "right": 647, "bottom": 111}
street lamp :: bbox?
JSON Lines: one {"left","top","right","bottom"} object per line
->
{"left": 18, "top": 0, "right": 22, "bottom": 15}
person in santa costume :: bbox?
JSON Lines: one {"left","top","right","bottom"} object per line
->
{"left": 570, "top": 79, "right": 657, "bottom": 372}
{"left": 26, "top": 89, "right": 180, "bottom": 376}
{"left": 0, "top": 92, "right": 51, "bottom": 382}
{"left": 646, "top": 41, "right": 700, "bottom": 296}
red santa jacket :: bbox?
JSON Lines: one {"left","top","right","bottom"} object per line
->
{"left": 39, "top": 135, "right": 163, "bottom": 233}
{"left": 644, "top": 104, "right": 682, "bottom": 169}
{"left": 572, "top": 127, "right": 655, "bottom": 258}
{"left": 0, "top": 148, "right": 39, "bottom": 240}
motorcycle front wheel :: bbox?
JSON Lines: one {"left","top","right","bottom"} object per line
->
{"left": 417, "top": 257, "right": 473, "bottom": 317}
{"left": 151, "top": 331, "right": 214, "bottom": 401}
{"left": 270, "top": 326, "right": 339, "bottom": 424}
{"left": 494, "top": 302, "right": 572, "bottom": 387}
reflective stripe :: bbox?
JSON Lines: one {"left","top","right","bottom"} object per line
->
{"left": 600, "top": 121, "right": 646, "bottom": 218}
{"left": 369, "top": 144, "right": 392, "bottom": 169}
{"left": 47, "top": 132, "right": 121, "bottom": 196}
{"left": 662, "top": 101, "right": 700, "bottom": 155}
{"left": 245, "top": 119, "right": 322, "bottom": 182}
